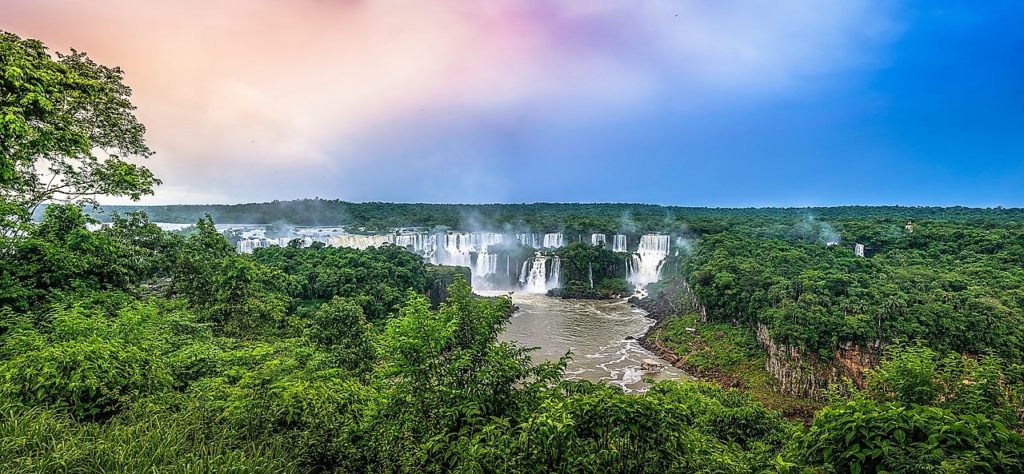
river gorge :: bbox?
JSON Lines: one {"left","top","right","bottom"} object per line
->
{"left": 180, "top": 224, "right": 690, "bottom": 392}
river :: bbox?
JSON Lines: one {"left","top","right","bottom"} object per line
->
{"left": 485, "top": 291, "right": 687, "bottom": 393}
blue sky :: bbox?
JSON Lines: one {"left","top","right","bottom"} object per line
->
{"left": 6, "top": 0, "right": 1023, "bottom": 205}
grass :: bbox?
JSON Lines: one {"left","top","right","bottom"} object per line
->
{"left": 0, "top": 401, "right": 299, "bottom": 473}
{"left": 651, "top": 313, "right": 822, "bottom": 420}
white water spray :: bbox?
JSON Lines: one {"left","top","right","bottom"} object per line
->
{"left": 524, "top": 255, "right": 548, "bottom": 293}
{"left": 628, "top": 235, "right": 671, "bottom": 289}
{"left": 542, "top": 233, "right": 564, "bottom": 248}
{"left": 612, "top": 234, "right": 628, "bottom": 252}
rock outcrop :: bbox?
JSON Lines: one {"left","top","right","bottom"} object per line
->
{"left": 757, "top": 324, "right": 882, "bottom": 399}
{"left": 425, "top": 264, "right": 472, "bottom": 309}
{"left": 638, "top": 275, "right": 883, "bottom": 400}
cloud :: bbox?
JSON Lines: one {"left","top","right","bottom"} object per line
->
{"left": 2, "top": 0, "right": 900, "bottom": 203}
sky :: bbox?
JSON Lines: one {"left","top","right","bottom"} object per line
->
{"left": 3, "top": 0, "right": 1023, "bottom": 206}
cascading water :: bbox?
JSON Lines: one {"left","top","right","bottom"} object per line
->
{"left": 434, "top": 232, "right": 473, "bottom": 267}
{"left": 236, "top": 235, "right": 348, "bottom": 253}
{"left": 542, "top": 233, "right": 564, "bottom": 248}
{"left": 628, "top": 235, "right": 671, "bottom": 288}
{"left": 524, "top": 255, "right": 548, "bottom": 293}
{"left": 433, "top": 232, "right": 500, "bottom": 266}
{"left": 516, "top": 233, "right": 539, "bottom": 248}
{"left": 549, "top": 256, "right": 561, "bottom": 289}
{"left": 469, "top": 232, "right": 504, "bottom": 251}
{"left": 588, "top": 262, "right": 594, "bottom": 288}
{"left": 474, "top": 252, "right": 498, "bottom": 277}
{"left": 612, "top": 234, "right": 628, "bottom": 252}
{"left": 395, "top": 233, "right": 436, "bottom": 256}
{"left": 232, "top": 227, "right": 674, "bottom": 293}
{"left": 334, "top": 234, "right": 395, "bottom": 249}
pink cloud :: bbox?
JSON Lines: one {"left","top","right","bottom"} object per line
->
{"left": 1, "top": 0, "right": 898, "bottom": 203}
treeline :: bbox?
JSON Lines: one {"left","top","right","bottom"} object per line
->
{"left": 89, "top": 199, "right": 1024, "bottom": 232}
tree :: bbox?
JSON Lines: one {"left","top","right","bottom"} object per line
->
{"left": 0, "top": 204, "right": 144, "bottom": 310}
{"left": 310, "top": 297, "right": 372, "bottom": 373}
{"left": 1, "top": 31, "right": 158, "bottom": 237}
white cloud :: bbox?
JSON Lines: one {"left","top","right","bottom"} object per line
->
{"left": 2, "top": 0, "right": 900, "bottom": 203}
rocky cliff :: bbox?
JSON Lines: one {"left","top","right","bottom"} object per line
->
{"left": 638, "top": 276, "right": 882, "bottom": 400}
{"left": 425, "top": 264, "right": 472, "bottom": 309}
{"left": 757, "top": 324, "right": 882, "bottom": 399}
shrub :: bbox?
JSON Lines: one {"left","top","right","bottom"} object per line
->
{"left": 791, "top": 398, "right": 1024, "bottom": 473}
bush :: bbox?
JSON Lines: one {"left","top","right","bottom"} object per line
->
{"left": 791, "top": 398, "right": 1024, "bottom": 473}
{"left": 0, "top": 303, "right": 175, "bottom": 419}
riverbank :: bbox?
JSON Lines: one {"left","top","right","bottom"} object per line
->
{"left": 632, "top": 292, "right": 821, "bottom": 421}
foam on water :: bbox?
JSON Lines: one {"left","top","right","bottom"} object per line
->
{"left": 494, "top": 292, "right": 687, "bottom": 393}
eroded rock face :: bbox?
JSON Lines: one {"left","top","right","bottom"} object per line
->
{"left": 425, "top": 265, "right": 472, "bottom": 309}
{"left": 641, "top": 277, "right": 883, "bottom": 400}
{"left": 757, "top": 324, "right": 882, "bottom": 399}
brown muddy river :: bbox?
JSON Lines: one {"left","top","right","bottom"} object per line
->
{"left": 484, "top": 291, "right": 688, "bottom": 393}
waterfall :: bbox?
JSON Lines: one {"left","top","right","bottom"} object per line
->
{"left": 612, "top": 234, "right": 628, "bottom": 252}
{"left": 333, "top": 234, "right": 395, "bottom": 250}
{"left": 542, "top": 233, "right": 564, "bottom": 248}
{"left": 237, "top": 235, "right": 332, "bottom": 253}
{"left": 548, "top": 256, "right": 561, "bottom": 289}
{"left": 395, "top": 233, "right": 434, "bottom": 255}
{"left": 474, "top": 252, "right": 498, "bottom": 276}
{"left": 506, "top": 255, "right": 511, "bottom": 278}
{"left": 591, "top": 233, "right": 607, "bottom": 247}
{"left": 237, "top": 239, "right": 258, "bottom": 253}
{"left": 516, "top": 233, "right": 539, "bottom": 248}
{"left": 469, "top": 232, "right": 504, "bottom": 251}
{"left": 588, "top": 262, "right": 594, "bottom": 288}
{"left": 518, "top": 260, "right": 530, "bottom": 285}
{"left": 432, "top": 232, "right": 472, "bottom": 267}
{"left": 524, "top": 256, "right": 548, "bottom": 293}
{"left": 628, "top": 235, "right": 671, "bottom": 288}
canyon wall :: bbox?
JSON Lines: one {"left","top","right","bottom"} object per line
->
{"left": 757, "top": 324, "right": 882, "bottom": 398}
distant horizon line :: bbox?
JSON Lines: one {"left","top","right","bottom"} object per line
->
{"left": 89, "top": 200, "right": 1024, "bottom": 211}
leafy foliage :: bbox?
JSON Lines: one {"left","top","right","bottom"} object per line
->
{"left": 791, "top": 398, "right": 1024, "bottom": 473}
{"left": 683, "top": 222, "right": 1024, "bottom": 362}
{"left": 1, "top": 30, "right": 158, "bottom": 237}
{"left": 553, "top": 241, "right": 633, "bottom": 298}
{"left": 251, "top": 243, "right": 430, "bottom": 321}
{"left": 0, "top": 298, "right": 180, "bottom": 419}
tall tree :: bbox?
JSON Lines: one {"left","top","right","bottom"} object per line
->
{"left": 1, "top": 31, "right": 158, "bottom": 237}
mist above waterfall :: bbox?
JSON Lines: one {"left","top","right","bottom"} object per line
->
{"left": 229, "top": 217, "right": 686, "bottom": 295}
{"left": 796, "top": 214, "right": 841, "bottom": 245}
{"left": 618, "top": 211, "right": 639, "bottom": 235}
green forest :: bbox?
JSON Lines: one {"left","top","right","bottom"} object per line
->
{"left": 91, "top": 199, "right": 1024, "bottom": 234}
{"left": 4, "top": 30, "right": 1024, "bottom": 473}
